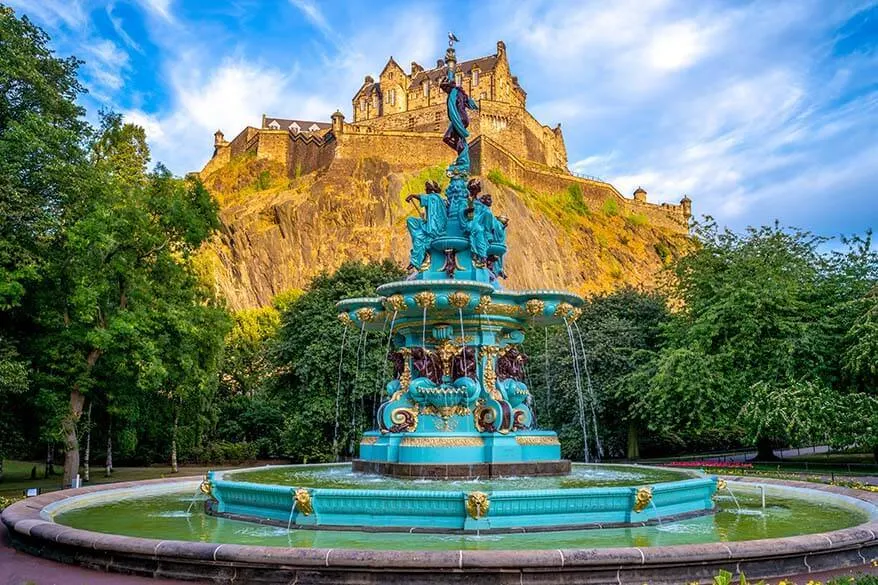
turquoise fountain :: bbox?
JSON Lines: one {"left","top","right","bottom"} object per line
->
{"left": 204, "top": 37, "right": 718, "bottom": 533}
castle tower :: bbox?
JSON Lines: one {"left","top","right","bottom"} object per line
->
{"left": 633, "top": 187, "right": 647, "bottom": 203}
{"left": 681, "top": 195, "right": 692, "bottom": 219}
{"left": 331, "top": 110, "right": 345, "bottom": 135}
{"left": 214, "top": 129, "right": 226, "bottom": 147}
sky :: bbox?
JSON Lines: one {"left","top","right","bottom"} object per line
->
{"left": 9, "top": 0, "right": 878, "bottom": 235}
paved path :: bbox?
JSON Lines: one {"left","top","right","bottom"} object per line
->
{"left": 0, "top": 522, "right": 187, "bottom": 585}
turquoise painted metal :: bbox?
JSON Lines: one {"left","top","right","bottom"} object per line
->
{"left": 208, "top": 468, "right": 718, "bottom": 532}
{"left": 335, "top": 38, "right": 587, "bottom": 469}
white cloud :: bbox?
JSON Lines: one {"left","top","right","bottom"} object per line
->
{"left": 133, "top": 0, "right": 175, "bottom": 22}
{"left": 106, "top": 2, "right": 143, "bottom": 53}
{"left": 126, "top": 58, "right": 334, "bottom": 173}
{"left": 85, "top": 39, "right": 130, "bottom": 92}
{"left": 6, "top": 0, "right": 87, "bottom": 28}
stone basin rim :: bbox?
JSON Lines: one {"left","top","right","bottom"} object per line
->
{"left": 4, "top": 475, "right": 878, "bottom": 582}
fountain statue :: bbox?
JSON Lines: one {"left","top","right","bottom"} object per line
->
{"left": 338, "top": 36, "right": 583, "bottom": 478}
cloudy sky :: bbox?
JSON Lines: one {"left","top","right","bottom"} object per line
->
{"left": 9, "top": 0, "right": 878, "bottom": 235}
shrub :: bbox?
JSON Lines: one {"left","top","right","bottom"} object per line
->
{"left": 255, "top": 170, "right": 272, "bottom": 190}
{"left": 487, "top": 169, "right": 526, "bottom": 193}
{"left": 627, "top": 212, "right": 648, "bottom": 227}
{"left": 601, "top": 197, "right": 619, "bottom": 216}
{"left": 566, "top": 183, "right": 590, "bottom": 215}
{"left": 654, "top": 241, "right": 672, "bottom": 263}
{"left": 199, "top": 441, "right": 258, "bottom": 465}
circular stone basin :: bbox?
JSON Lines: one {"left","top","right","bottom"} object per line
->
{"left": 47, "top": 479, "right": 872, "bottom": 549}
{"left": 5, "top": 474, "right": 877, "bottom": 584}
{"left": 205, "top": 463, "right": 717, "bottom": 533}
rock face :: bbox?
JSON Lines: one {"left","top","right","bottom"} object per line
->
{"left": 199, "top": 154, "right": 690, "bottom": 311}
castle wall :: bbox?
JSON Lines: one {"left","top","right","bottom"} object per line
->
{"left": 228, "top": 127, "right": 260, "bottom": 158}
{"left": 254, "top": 130, "right": 290, "bottom": 164}
{"left": 334, "top": 131, "right": 449, "bottom": 170}
{"left": 471, "top": 136, "right": 688, "bottom": 233}
{"left": 287, "top": 134, "right": 336, "bottom": 177}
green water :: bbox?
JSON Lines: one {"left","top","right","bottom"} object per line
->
{"left": 55, "top": 490, "right": 869, "bottom": 550}
{"left": 225, "top": 463, "right": 694, "bottom": 490}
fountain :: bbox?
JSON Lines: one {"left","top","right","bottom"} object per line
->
{"left": 3, "top": 36, "right": 877, "bottom": 584}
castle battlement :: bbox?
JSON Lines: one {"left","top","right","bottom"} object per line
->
{"left": 200, "top": 40, "right": 691, "bottom": 232}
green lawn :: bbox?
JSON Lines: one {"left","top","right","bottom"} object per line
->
{"left": 783, "top": 452, "right": 876, "bottom": 465}
{"left": 0, "top": 459, "right": 238, "bottom": 498}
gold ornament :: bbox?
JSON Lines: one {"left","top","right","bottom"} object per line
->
{"left": 394, "top": 348, "right": 412, "bottom": 401}
{"left": 489, "top": 303, "right": 521, "bottom": 317}
{"left": 570, "top": 307, "right": 583, "bottom": 322}
{"left": 448, "top": 291, "right": 471, "bottom": 309}
{"left": 515, "top": 435, "right": 560, "bottom": 446}
{"left": 465, "top": 491, "right": 490, "bottom": 520}
{"left": 474, "top": 402, "right": 496, "bottom": 432}
{"left": 400, "top": 436, "right": 484, "bottom": 447}
{"left": 475, "top": 295, "right": 493, "bottom": 313}
{"left": 199, "top": 479, "right": 212, "bottom": 497}
{"left": 553, "top": 302, "right": 574, "bottom": 318}
{"left": 414, "top": 291, "right": 436, "bottom": 309}
{"left": 385, "top": 295, "right": 407, "bottom": 312}
{"left": 360, "top": 436, "right": 378, "bottom": 445}
{"left": 356, "top": 307, "right": 376, "bottom": 322}
{"left": 435, "top": 339, "right": 459, "bottom": 375}
{"left": 633, "top": 487, "right": 653, "bottom": 513}
{"left": 481, "top": 346, "right": 502, "bottom": 401}
{"left": 294, "top": 488, "right": 313, "bottom": 516}
{"left": 525, "top": 299, "right": 545, "bottom": 317}
{"left": 337, "top": 312, "right": 353, "bottom": 327}
{"left": 716, "top": 478, "right": 727, "bottom": 492}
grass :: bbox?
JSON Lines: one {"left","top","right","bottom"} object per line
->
{"left": 0, "top": 459, "right": 239, "bottom": 498}
{"left": 601, "top": 197, "right": 620, "bottom": 216}
{"left": 626, "top": 212, "right": 648, "bottom": 227}
{"left": 785, "top": 452, "right": 876, "bottom": 464}
{"left": 486, "top": 169, "right": 526, "bottom": 193}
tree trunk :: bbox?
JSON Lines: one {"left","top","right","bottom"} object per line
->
{"left": 45, "top": 441, "right": 55, "bottom": 478}
{"left": 61, "top": 388, "right": 86, "bottom": 487}
{"left": 626, "top": 422, "right": 640, "bottom": 461}
{"left": 105, "top": 422, "right": 113, "bottom": 477}
{"left": 0, "top": 458, "right": 4, "bottom": 482}
{"left": 754, "top": 436, "right": 778, "bottom": 461}
{"left": 170, "top": 407, "right": 179, "bottom": 473}
{"left": 83, "top": 402, "right": 92, "bottom": 482}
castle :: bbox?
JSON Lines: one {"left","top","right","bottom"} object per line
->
{"left": 201, "top": 41, "right": 691, "bottom": 232}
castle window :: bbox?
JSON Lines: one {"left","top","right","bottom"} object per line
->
{"left": 268, "top": 120, "right": 280, "bottom": 129}
{"left": 434, "top": 111, "right": 441, "bottom": 122}
{"left": 407, "top": 117, "right": 414, "bottom": 131}
{"left": 289, "top": 122, "right": 300, "bottom": 133}
{"left": 422, "top": 80, "right": 429, "bottom": 97}
{"left": 455, "top": 73, "right": 463, "bottom": 86}
{"left": 308, "top": 123, "right": 320, "bottom": 131}
{"left": 372, "top": 95, "right": 378, "bottom": 109}
{"left": 472, "top": 70, "right": 479, "bottom": 86}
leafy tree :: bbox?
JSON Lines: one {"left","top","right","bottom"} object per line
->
{"left": 271, "top": 261, "right": 403, "bottom": 462}
{"left": 641, "top": 221, "right": 875, "bottom": 459}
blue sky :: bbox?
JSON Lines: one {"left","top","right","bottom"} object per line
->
{"left": 9, "top": 0, "right": 878, "bottom": 235}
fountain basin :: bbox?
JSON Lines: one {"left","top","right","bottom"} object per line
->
{"left": 4, "top": 474, "right": 877, "bottom": 584}
{"left": 202, "top": 463, "right": 717, "bottom": 533}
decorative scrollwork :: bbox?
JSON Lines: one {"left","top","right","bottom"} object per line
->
{"left": 414, "top": 291, "right": 437, "bottom": 309}
{"left": 360, "top": 436, "right": 378, "bottom": 445}
{"left": 515, "top": 435, "right": 559, "bottom": 446}
{"left": 448, "top": 291, "right": 471, "bottom": 309}
{"left": 633, "top": 487, "right": 653, "bottom": 513}
{"left": 434, "top": 339, "right": 459, "bottom": 375}
{"left": 525, "top": 299, "right": 545, "bottom": 317}
{"left": 400, "top": 436, "right": 483, "bottom": 447}
{"left": 474, "top": 401, "right": 497, "bottom": 432}
{"left": 389, "top": 407, "right": 419, "bottom": 432}
{"left": 466, "top": 491, "right": 490, "bottom": 520}
{"left": 384, "top": 294, "right": 407, "bottom": 312}
{"left": 396, "top": 348, "right": 412, "bottom": 400}
{"left": 294, "top": 488, "right": 313, "bottom": 516}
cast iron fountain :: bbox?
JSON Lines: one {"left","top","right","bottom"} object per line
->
{"left": 201, "top": 37, "right": 718, "bottom": 533}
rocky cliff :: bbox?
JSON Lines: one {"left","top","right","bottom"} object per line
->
{"left": 199, "top": 153, "right": 690, "bottom": 310}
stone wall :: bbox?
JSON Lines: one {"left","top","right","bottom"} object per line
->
{"left": 287, "top": 133, "right": 336, "bottom": 177}
{"left": 333, "top": 131, "right": 450, "bottom": 170}
{"left": 471, "top": 136, "right": 688, "bottom": 233}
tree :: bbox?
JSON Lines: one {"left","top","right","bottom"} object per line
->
{"left": 271, "top": 261, "right": 403, "bottom": 462}
{"left": 640, "top": 221, "right": 872, "bottom": 459}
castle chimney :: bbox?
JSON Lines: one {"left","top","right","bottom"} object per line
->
{"left": 680, "top": 195, "right": 692, "bottom": 218}
{"left": 633, "top": 187, "right": 647, "bottom": 202}
{"left": 411, "top": 61, "right": 423, "bottom": 76}
{"left": 331, "top": 110, "right": 345, "bottom": 134}
{"left": 364, "top": 75, "right": 374, "bottom": 84}
{"left": 436, "top": 59, "right": 444, "bottom": 68}
{"left": 497, "top": 40, "right": 506, "bottom": 57}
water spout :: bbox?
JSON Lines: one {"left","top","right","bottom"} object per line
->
{"left": 351, "top": 323, "right": 367, "bottom": 455}
{"left": 374, "top": 310, "right": 398, "bottom": 427}
{"left": 544, "top": 326, "right": 552, "bottom": 414}
{"left": 185, "top": 480, "right": 204, "bottom": 514}
{"left": 421, "top": 307, "right": 427, "bottom": 350}
{"left": 563, "top": 318, "right": 590, "bottom": 463}
{"left": 332, "top": 326, "right": 349, "bottom": 461}
{"left": 725, "top": 484, "right": 742, "bottom": 511}
{"left": 649, "top": 499, "right": 663, "bottom": 526}
{"left": 458, "top": 307, "right": 468, "bottom": 375}
{"left": 287, "top": 496, "right": 296, "bottom": 530}
{"left": 573, "top": 320, "right": 603, "bottom": 459}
